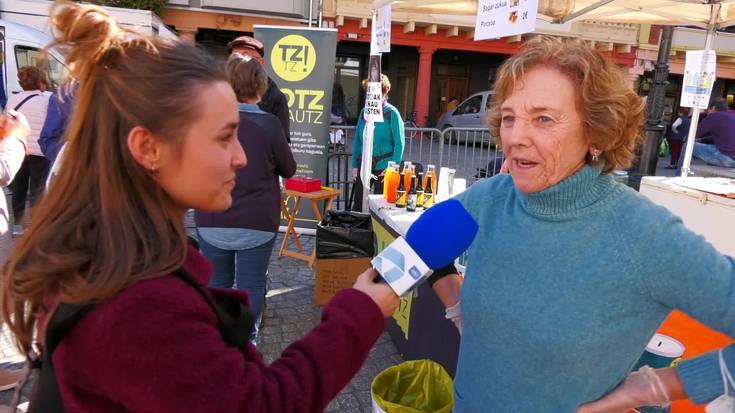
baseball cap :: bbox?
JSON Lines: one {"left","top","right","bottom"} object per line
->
{"left": 227, "top": 36, "right": 264, "bottom": 57}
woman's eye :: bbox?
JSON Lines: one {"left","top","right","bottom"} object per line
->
{"left": 501, "top": 115, "right": 515, "bottom": 125}
{"left": 536, "top": 115, "right": 554, "bottom": 124}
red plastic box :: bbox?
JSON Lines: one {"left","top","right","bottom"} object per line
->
{"left": 285, "top": 176, "right": 322, "bottom": 193}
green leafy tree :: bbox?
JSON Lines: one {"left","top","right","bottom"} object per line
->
{"left": 94, "top": 0, "right": 168, "bottom": 16}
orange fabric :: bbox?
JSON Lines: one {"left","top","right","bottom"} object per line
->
{"left": 658, "top": 311, "right": 734, "bottom": 413}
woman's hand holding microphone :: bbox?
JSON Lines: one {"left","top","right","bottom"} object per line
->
{"left": 353, "top": 268, "right": 399, "bottom": 317}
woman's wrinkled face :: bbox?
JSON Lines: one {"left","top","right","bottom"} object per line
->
{"left": 499, "top": 66, "right": 589, "bottom": 193}
{"left": 155, "top": 81, "right": 246, "bottom": 212}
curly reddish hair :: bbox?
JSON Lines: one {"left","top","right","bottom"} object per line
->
{"left": 487, "top": 36, "right": 645, "bottom": 173}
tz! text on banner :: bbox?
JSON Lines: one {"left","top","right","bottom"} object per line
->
{"left": 255, "top": 26, "right": 338, "bottom": 230}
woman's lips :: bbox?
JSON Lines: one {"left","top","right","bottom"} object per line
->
{"left": 513, "top": 158, "right": 538, "bottom": 169}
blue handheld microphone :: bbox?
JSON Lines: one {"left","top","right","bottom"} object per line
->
{"left": 372, "top": 199, "right": 479, "bottom": 296}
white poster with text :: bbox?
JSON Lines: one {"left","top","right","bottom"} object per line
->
{"left": 681, "top": 50, "right": 717, "bottom": 109}
{"left": 374, "top": 4, "right": 391, "bottom": 53}
{"left": 474, "top": 0, "right": 538, "bottom": 40}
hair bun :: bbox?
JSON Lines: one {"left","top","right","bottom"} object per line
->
{"left": 50, "top": 1, "right": 125, "bottom": 76}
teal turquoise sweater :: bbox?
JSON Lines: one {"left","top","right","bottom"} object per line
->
{"left": 352, "top": 102, "right": 405, "bottom": 171}
{"left": 453, "top": 165, "right": 735, "bottom": 412}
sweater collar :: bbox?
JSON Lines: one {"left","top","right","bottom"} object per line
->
{"left": 238, "top": 103, "right": 264, "bottom": 113}
{"left": 518, "top": 165, "right": 615, "bottom": 219}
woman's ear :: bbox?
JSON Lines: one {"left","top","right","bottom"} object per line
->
{"left": 127, "top": 126, "right": 161, "bottom": 173}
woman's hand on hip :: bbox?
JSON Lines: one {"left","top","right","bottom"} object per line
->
{"left": 576, "top": 367, "right": 681, "bottom": 413}
{"left": 432, "top": 274, "right": 463, "bottom": 308}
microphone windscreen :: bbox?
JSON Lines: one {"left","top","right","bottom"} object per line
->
{"left": 405, "top": 199, "right": 478, "bottom": 269}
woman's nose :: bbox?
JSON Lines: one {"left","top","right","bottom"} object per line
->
{"left": 501, "top": 120, "right": 533, "bottom": 148}
{"left": 233, "top": 140, "right": 247, "bottom": 169}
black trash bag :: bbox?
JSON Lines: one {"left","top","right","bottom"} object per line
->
{"left": 316, "top": 211, "right": 375, "bottom": 259}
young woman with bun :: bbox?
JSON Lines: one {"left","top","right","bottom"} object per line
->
{"left": 1, "top": 2, "right": 398, "bottom": 411}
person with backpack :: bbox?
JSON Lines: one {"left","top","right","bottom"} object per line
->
{"left": 5, "top": 66, "right": 51, "bottom": 232}
{"left": 0, "top": 109, "right": 30, "bottom": 393}
{"left": 195, "top": 53, "right": 296, "bottom": 345}
{"left": 0, "top": 3, "right": 398, "bottom": 412}
{"left": 351, "top": 74, "right": 405, "bottom": 210}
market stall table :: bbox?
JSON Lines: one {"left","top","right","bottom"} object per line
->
{"left": 369, "top": 195, "right": 462, "bottom": 376}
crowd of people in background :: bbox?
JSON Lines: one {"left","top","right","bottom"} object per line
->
{"left": 660, "top": 97, "right": 735, "bottom": 172}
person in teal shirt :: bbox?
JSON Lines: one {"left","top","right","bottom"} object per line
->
{"left": 429, "top": 36, "right": 735, "bottom": 412}
{"left": 351, "top": 74, "right": 404, "bottom": 210}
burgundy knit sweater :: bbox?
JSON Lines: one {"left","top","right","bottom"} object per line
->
{"left": 52, "top": 246, "right": 386, "bottom": 412}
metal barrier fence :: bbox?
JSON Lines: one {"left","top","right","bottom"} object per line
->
{"left": 438, "top": 127, "right": 504, "bottom": 185}
{"left": 180, "top": 128, "right": 505, "bottom": 234}
{"left": 327, "top": 126, "right": 356, "bottom": 211}
{"left": 325, "top": 125, "right": 505, "bottom": 210}
{"left": 402, "top": 127, "right": 444, "bottom": 167}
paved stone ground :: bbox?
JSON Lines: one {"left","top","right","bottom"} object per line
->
{"left": 258, "top": 234, "right": 403, "bottom": 413}
{"left": 0, "top": 232, "right": 401, "bottom": 412}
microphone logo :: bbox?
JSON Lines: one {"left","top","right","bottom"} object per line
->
{"left": 371, "top": 237, "right": 432, "bottom": 296}
{"left": 372, "top": 247, "right": 405, "bottom": 283}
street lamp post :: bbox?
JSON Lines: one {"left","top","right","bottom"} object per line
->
{"left": 631, "top": 25, "right": 674, "bottom": 189}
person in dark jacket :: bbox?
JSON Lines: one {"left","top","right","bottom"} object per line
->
{"left": 39, "top": 82, "right": 75, "bottom": 163}
{"left": 227, "top": 35, "right": 290, "bottom": 142}
{"left": 666, "top": 107, "right": 690, "bottom": 169}
{"left": 1, "top": 4, "right": 398, "bottom": 412}
{"left": 195, "top": 53, "right": 296, "bottom": 344}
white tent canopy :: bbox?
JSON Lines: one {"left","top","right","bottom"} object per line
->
{"left": 553, "top": 0, "right": 735, "bottom": 26}
{"left": 374, "top": 0, "right": 735, "bottom": 27}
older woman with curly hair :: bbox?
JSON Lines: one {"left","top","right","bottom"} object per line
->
{"left": 428, "top": 36, "right": 735, "bottom": 412}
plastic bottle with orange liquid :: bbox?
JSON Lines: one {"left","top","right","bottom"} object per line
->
{"left": 402, "top": 162, "right": 413, "bottom": 192}
{"left": 385, "top": 164, "right": 400, "bottom": 203}
{"left": 382, "top": 161, "right": 396, "bottom": 200}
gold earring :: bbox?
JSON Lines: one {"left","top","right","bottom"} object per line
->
{"left": 591, "top": 149, "right": 602, "bottom": 162}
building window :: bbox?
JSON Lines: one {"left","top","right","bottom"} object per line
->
{"left": 334, "top": 56, "right": 361, "bottom": 125}
{"left": 15, "top": 46, "right": 67, "bottom": 90}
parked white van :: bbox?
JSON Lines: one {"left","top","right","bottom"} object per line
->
{"left": 0, "top": 18, "right": 66, "bottom": 99}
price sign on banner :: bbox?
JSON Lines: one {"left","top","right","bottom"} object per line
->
{"left": 374, "top": 4, "right": 391, "bottom": 53}
{"left": 681, "top": 50, "right": 717, "bottom": 109}
{"left": 474, "top": 0, "right": 538, "bottom": 40}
